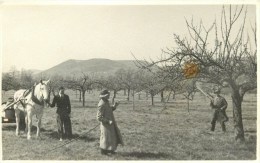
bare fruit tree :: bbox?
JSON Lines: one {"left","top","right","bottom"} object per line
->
{"left": 144, "top": 5, "right": 256, "bottom": 141}
{"left": 139, "top": 70, "right": 167, "bottom": 106}
{"left": 64, "top": 73, "right": 96, "bottom": 107}
{"left": 115, "top": 68, "right": 136, "bottom": 101}
{"left": 97, "top": 74, "right": 124, "bottom": 104}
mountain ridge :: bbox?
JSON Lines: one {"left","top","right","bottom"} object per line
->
{"left": 37, "top": 58, "right": 140, "bottom": 77}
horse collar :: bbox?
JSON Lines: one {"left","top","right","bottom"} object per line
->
{"left": 31, "top": 85, "right": 45, "bottom": 106}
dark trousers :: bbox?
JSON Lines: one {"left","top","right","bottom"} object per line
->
{"left": 56, "top": 113, "right": 72, "bottom": 139}
{"left": 211, "top": 109, "right": 228, "bottom": 132}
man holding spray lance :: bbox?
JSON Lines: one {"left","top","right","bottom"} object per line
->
{"left": 196, "top": 83, "right": 229, "bottom": 132}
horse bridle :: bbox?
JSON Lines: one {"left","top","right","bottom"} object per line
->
{"left": 33, "top": 83, "right": 50, "bottom": 105}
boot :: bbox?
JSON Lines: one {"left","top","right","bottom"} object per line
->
{"left": 211, "top": 122, "right": 216, "bottom": 131}
{"left": 221, "top": 123, "right": 226, "bottom": 132}
{"left": 101, "top": 149, "right": 108, "bottom": 155}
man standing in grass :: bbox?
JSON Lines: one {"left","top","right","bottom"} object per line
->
{"left": 49, "top": 86, "right": 72, "bottom": 141}
{"left": 97, "top": 89, "right": 123, "bottom": 155}
{"left": 210, "top": 86, "right": 229, "bottom": 132}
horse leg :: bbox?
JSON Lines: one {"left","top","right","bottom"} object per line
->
{"left": 24, "top": 112, "right": 28, "bottom": 134}
{"left": 14, "top": 108, "right": 20, "bottom": 136}
{"left": 27, "top": 109, "right": 33, "bottom": 140}
{"left": 36, "top": 114, "right": 43, "bottom": 139}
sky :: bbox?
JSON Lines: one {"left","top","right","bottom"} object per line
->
{"left": 0, "top": 3, "right": 256, "bottom": 72}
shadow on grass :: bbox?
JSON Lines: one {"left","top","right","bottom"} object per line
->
{"left": 120, "top": 151, "right": 171, "bottom": 159}
{"left": 41, "top": 129, "right": 97, "bottom": 142}
{"left": 2, "top": 125, "right": 37, "bottom": 132}
{"left": 42, "top": 128, "right": 59, "bottom": 139}
{"left": 2, "top": 125, "right": 16, "bottom": 130}
{"left": 246, "top": 135, "right": 257, "bottom": 152}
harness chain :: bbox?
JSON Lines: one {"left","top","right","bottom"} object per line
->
{"left": 2, "top": 87, "right": 33, "bottom": 111}
{"left": 14, "top": 85, "right": 44, "bottom": 109}
{"left": 19, "top": 87, "right": 33, "bottom": 107}
{"left": 42, "top": 124, "right": 99, "bottom": 154}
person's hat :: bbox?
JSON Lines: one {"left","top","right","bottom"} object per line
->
{"left": 99, "top": 89, "right": 110, "bottom": 98}
{"left": 59, "top": 86, "right": 65, "bottom": 90}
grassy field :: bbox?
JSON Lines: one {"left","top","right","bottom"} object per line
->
{"left": 1, "top": 90, "right": 257, "bottom": 160}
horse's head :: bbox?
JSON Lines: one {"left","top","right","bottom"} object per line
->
{"left": 35, "top": 79, "right": 51, "bottom": 102}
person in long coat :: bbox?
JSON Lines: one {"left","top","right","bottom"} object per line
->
{"left": 210, "top": 86, "right": 229, "bottom": 132}
{"left": 97, "top": 89, "right": 123, "bottom": 155}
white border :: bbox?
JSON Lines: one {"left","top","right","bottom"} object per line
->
{"left": 0, "top": 0, "right": 259, "bottom": 5}
{"left": 0, "top": 0, "right": 259, "bottom": 162}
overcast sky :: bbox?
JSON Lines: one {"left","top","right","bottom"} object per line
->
{"left": 1, "top": 4, "right": 256, "bottom": 72}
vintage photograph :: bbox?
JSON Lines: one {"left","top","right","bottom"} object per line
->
{"left": 0, "top": 1, "right": 258, "bottom": 161}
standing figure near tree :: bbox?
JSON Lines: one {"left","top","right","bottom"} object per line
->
{"left": 97, "top": 89, "right": 123, "bottom": 155}
{"left": 210, "top": 86, "right": 229, "bottom": 132}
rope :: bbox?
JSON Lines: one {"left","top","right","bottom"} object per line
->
{"left": 43, "top": 124, "right": 100, "bottom": 154}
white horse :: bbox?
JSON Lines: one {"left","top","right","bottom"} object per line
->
{"left": 13, "top": 80, "right": 50, "bottom": 140}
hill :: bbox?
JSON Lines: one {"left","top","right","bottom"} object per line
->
{"left": 29, "top": 69, "right": 42, "bottom": 75}
{"left": 36, "top": 58, "right": 140, "bottom": 77}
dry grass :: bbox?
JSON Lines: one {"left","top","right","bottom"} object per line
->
{"left": 1, "top": 90, "right": 256, "bottom": 160}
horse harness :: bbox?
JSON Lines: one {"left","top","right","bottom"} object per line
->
{"left": 19, "top": 85, "right": 45, "bottom": 108}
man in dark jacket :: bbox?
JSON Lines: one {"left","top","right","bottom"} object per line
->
{"left": 49, "top": 86, "right": 72, "bottom": 141}
{"left": 210, "top": 86, "right": 228, "bottom": 132}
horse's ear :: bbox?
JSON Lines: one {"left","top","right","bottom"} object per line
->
{"left": 40, "top": 80, "right": 43, "bottom": 84}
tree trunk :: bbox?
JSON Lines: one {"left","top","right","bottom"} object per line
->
{"left": 75, "top": 90, "right": 78, "bottom": 98}
{"left": 82, "top": 90, "right": 86, "bottom": 107}
{"left": 79, "top": 90, "right": 82, "bottom": 102}
{"left": 151, "top": 94, "right": 154, "bottom": 106}
{"left": 172, "top": 92, "right": 175, "bottom": 100}
{"left": 132, "top": 90, "right": 135, "bottom": 110}
{"left": 127, "top": 88, "right": 130, "bottom": 101}
{"left": 161, "top": 91, "right": 164, "bottom": 102}
{"left": 187, "top": 98, "right": 190, "bottom": 113}
{"left": 112, "top": 90, "right": 116, "bottom": 104}
{"left": 231, "top": 88, "right": 245, "bottom": 141}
